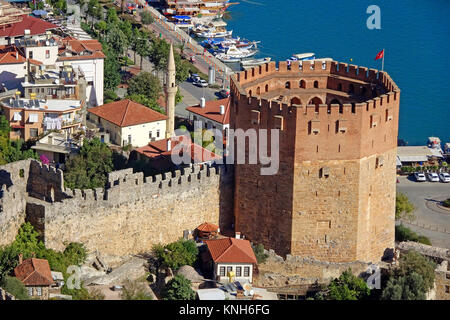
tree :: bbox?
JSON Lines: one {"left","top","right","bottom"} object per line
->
{"left": 140, "top": 10, "right": 154, "bottom": 25}
{"left": 396, "top": 192, "right": 415, "bottom": 222}
{"left": 252, "top": 243, "right": 268, "bottom": 264}
{"left": 11, "top": 222, "right": 45, "bottom": 259}
{"left": 398, "top": 250, "right": 435, "bottom": 292}
{"left": 381, "top": 250, "right": 436, "bottom": 300}
{"left": 87, "top": 0, "right": 101, "bottom": 27}
{"left": 127, "top": 71, "right": 162, "bottom": 102}
{"left": 395, "top": 224, "right": 431, "bottom": 245}
{"left": 126, "top": 94, "right": 165, "bottom": 114}
{"left": 0, "top": 276, "right": 28, "bottom": 300}
{"left": 314, "top": 269, "right": 370, "bottom": 300}
{"left": 381, "top": 272, "right": 426, "bottom": 300}
{"left": 95, "top": 21, "right": 108, "bottom": 40}
{"left": 106, "top": 7, "right": 119, "bottom": 25}
{"left": 106, "top": 24, "right": 128, "bottom": 58}
{"left": 136, "top": 37, "right": 151, "bottom": 70}
{"left": 64, "top": 137, "right": 113, "bottom": 189}
{"left": 121, "top": 279, "right": 153, "bottom": 300}
{"left": 153, "top": 239, "right": 198, "bottom": 271}
{"left": 104, "top": 55, "right": 121, "bottom": 90}
{"left": 0, "top": 246, "right": 20, "bottom": 284}
{"left": 162, "top": 274, "right": 195, "bottom": 300}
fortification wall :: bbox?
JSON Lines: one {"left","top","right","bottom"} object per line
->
{"left": 27, "top": 164, "right": 234, "bottom": 256}
{"left": 253, "top": 249, "right": 370, "bottom": 288}
{"left": 0, "top": 159, "right": 32, "bottom": 246}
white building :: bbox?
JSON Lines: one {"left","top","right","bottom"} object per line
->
{"left": 87, "top": 99, "right": 168, "bottom": 147}
{"left": 205, "top": 237, "right": 257, "bottom": 284}
{"left": 186, "top": 97, "right": 230, "bottom": 134}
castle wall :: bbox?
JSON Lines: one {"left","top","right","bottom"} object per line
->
{"left": 28, "top": 164, "right": 234, "bottom": 256}
{"left": 0, "top": 159, "right": 32, "bottom": 246}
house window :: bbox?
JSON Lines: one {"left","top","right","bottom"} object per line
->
{"left": 28, "top": 51, "right": 33, "bottom": 59}
{"left": 445, "top": 285, "right": 450, "bottom": 293}
{"left": 219, "top": 266, "right": 225, "bottom": 276}
{"left": 226, "top": 266, "right": 232, "bottom": 274}
{"left": 28, "top": 287, "right": 33, "bottom": 296}
{"left": 30, "top": 128, "right": 38, "bottom": 138}
{"left": 157, "top": 129, "right": 160, "bottom": 138}
{"left": 128, "top": 135, "right": 131, "bottom": 144}
{"left": 236, "top": 267, "right": 242, "bottom": 277}
{"left": 149, "top": 131, "right": 152, "bottom": 139}
{"left": 36, "top": 287, "right": 42, "bottom": 296}
{"left": 244, "top": 267, "right": 250, "bottom": 277}
{"left": 45, "top": 50, "right": 50, "bottom": 59}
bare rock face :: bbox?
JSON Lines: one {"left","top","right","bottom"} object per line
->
{"left": 89, "top": 256, "right": 147, "bottom": 286}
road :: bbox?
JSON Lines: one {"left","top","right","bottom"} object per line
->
{"left": 176, "top": 80, "right": 222, "bottom": 118}
{"left": 397, "top": 175, "right": 450, "bottom": 248}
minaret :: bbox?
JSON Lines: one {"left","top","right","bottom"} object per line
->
{"left": 165, "top": 44, "right": 177, "bottom": 139}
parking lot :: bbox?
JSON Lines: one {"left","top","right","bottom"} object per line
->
{"left": 397, "top": 175, "right": 450, "bottom": 249}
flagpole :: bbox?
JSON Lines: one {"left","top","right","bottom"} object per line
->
{"left": 382, "top": 49, "right": 385, "bottom": 72}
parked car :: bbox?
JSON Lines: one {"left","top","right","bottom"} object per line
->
{"left": 427, "top": 172, "right": 439, "bottom": 182}
{"left": 218, "top": 89, "right": 230, "bottom": 98}
{"left": 439, "top": 172, "right": 450, "bottom": 183}
{"left": 190, "top": 73, "right": 200, "bottom": 82}
{"left": 194, "top": 79, "right": 208, "bottom": 87}
{"left": 414, "top": 172, "right": 426, "bottom": 182}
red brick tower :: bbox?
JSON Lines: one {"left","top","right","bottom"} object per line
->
{"left": 230, "top": 60, "right": 400, "bottom": 262}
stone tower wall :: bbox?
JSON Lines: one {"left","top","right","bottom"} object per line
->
{"left": 230, "top": 60, "right": 399, "bottom": 262}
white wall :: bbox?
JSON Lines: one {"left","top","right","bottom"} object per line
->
{"left": 25, "top": 46, "right": 58, "bottom": 65}
{"left": 214, "top": 262, "right": 253, "bottom": 284}
{"left": 121, "top": 120, "right": 167, "bottom": 147}
{"left": 0, "top": 62, "right": 26, "bottom": 89}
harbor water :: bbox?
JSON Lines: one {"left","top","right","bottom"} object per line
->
{"left": 225, "top": 0, "right": 450, "bottom": 146}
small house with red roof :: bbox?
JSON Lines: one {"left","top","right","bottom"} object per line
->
{"left": 14, "top": 256, "right": 54, "bottom": 300}
{"left": 134, "top": 135, "right": 222, "bottom": 173}
{"left": 87, "top": 99, "right": 168, "bottom": 147}
{"left": 204, "top": 237, "right": 257, "bottom": 284}
{"left": 186, "top": 97, "right": 230, "bottom": 136}
{"left": 196, "top": 221, "right": 220, "bottom": 240}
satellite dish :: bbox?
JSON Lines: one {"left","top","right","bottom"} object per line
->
{"left": 249, "top": 290, "right": 254, "bottom": 296}
{"left": 243, "top": 290, "right": 249, "bottom": 296}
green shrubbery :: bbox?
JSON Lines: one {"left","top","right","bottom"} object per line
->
{"left": 153, "top": 239, "right": 198, "bottom": 271}
{"left": 381, "top": 251, "right": 435, "bottom": 300}
{"left": 443, "top": 198, "right": 450, "bottom": 208}
{"left": 252, "top": 243, "right": 269, "bottom": 264}
{"left": 395, "top": 224, "right": 431, "bottom": 245}
{"left": 1, "top": 276, "right": 28, "bottom": 300}
{"left": 312, "top": 269, "right": 370, "bottom": 300}
{"left": 162, "top": 274, "right": 195, "bottom": 300}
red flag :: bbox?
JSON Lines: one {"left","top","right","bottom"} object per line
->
{"left": 374, "top": 49, "right": 384, "bottom": 60}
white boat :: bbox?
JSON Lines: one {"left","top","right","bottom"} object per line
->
{"left": 197, "top": 30, "right": 233, "bottom": 38}
{"left": 215, "top": 45, "right": 258, "bottom": 62}
{"left": 241, "top": 57, "right": 271, "bottom": 66}
{"left": 293, "top": 52, "right": 316, "bottom": 60}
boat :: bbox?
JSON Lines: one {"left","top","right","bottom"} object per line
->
{"left": 215, "top": 46, "right": 258, "bottom": 62}
{"left": 241, "top": 57, "right": 272, "bottom": 67}
{"left": 196, "top": 30, "right": 233, "bottom": 38}
{"left": 287, "top": 52, "right": 316, "bottom": 62}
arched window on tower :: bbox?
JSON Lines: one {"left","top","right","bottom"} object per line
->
{"left": 349, "top": 83, "right": 355, "bottom": 94}
{"left": 300, "top": 80, "right": 306, "bottom": 88}
{"left": 265, "top": 84, "right": 269, "bottom": 92}
{"left": 314, "top": 81, "right": 319, "bottom": 88}
{"left": 285, "top": 81, "right": 291, "bottom": 89}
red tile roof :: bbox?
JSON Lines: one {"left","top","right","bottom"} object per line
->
{"left": 186, "top": 98, "right": 230, "bottom": 125}
{"left": 14, "top": 258, "right": 54, "bottom": 286}
{"left": 205, "top": 237, "right": 257, "bottom": 264}
{"left": 135, "top": 136, "right": 221, "bottom": 163}
{"left": 88, "top": 99, "right": 168, "bottom": 127}
{"left": 0, "top": 45, "right": 25, "bottom": 64}
{"left": 0, "top": 15, "right": 58, "bottom": 38}
{"left": 197, "top": 222, "right": 219, "bottom": 232}
{"left": 58, "top": 38, "right": 105, "bottom": 61}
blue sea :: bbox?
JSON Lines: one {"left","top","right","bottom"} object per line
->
{"left": 225, "top": 0, "right": 450, "bottom": 146}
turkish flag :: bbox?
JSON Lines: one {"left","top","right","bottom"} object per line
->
{"left": 374, "top": 49, "right": 384, "bottom": 60}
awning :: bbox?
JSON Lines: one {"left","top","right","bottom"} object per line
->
{"left": 397, "top": 155, "right": 428, "bottom": 163}
{"left": 396, "top": 156, "right": 402, "bottom": 166}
